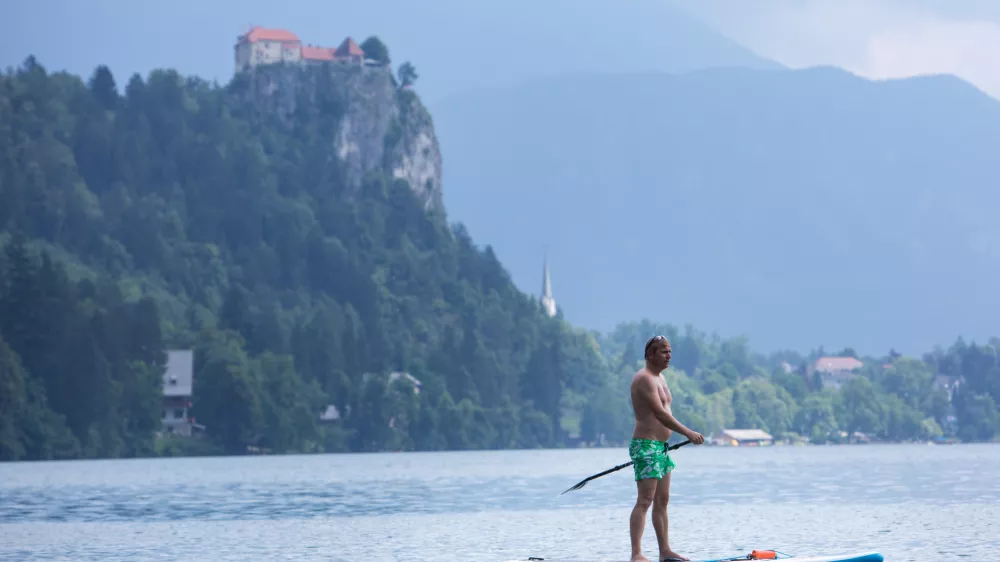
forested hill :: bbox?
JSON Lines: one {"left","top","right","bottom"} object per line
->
{"left": 2, "top": 53, "right": 998, "bottom": 463}
{"left": 0, "top": 54, "right": 612, "bottom": 460}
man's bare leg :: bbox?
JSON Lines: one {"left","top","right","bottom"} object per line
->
{"left": 652, "top": 473, "right": 688, "bottom": 561}
{"left": 630, "top": 478, "right": 658, "bottom": 562}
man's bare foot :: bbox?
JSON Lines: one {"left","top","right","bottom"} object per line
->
{"left": 658, "top": 550, "right": 690, "bottom": 562}
{"left": 630, "top": 554, "right": 651, "bottom": 562}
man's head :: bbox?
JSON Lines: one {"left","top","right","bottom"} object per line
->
{"left": 644, "top": 335, "right": 671, "bottom": 372}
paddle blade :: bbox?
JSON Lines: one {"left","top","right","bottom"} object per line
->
{"left": 560, "top": 478, "right": 591, "bottom": 495}
{"left": 558, "top": 461, "right": 633, "bottom": 496}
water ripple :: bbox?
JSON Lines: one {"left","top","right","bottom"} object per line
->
{"left": 2, "top": 444, "right": 999, "bottom": 526}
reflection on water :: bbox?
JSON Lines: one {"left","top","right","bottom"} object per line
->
{"left": 1, "top": 444, "right": 998, "bottom": 561}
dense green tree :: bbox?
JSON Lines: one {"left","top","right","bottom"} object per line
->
{"left": 398, "top": 62, "right": 418, "bottom": 89}
{"left": 360, "top": 36, "right": 390, "bottom": 65}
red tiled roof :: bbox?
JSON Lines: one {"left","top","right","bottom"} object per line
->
{"left": 241, "top": 26, "right": 300, "bottom": 43}
{"left": 335, "top": 36, "right": 365, "bottom": 57}
{"left": 812, "top": 356, "right": 864, "bottom": 373}
{"left": 301, "top": 46, "right": 335, "bottom": 61}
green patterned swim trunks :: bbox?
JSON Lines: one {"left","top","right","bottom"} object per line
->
{"left": 629, "top": 438, "right": 676, "bottom": 481}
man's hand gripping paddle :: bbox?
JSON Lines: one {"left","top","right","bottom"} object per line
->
{"left": 559, "top": 439, "right": 692, "bottom": 495}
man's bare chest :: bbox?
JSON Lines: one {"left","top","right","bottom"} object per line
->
{"left": 656, "top": 376, "right": 673, "bottom": 406}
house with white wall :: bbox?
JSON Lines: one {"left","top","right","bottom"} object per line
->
{"left": 162, "top": 349, "right": 204, "bottom": 436}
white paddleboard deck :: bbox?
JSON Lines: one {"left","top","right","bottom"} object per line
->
{"left": 506, "top": 551, "right": 884, "bottom": 562}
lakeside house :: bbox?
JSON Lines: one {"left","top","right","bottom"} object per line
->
{"left": 319, "top": 371, "right": 422, "bottom": 427}
{"left": 319, "top": 404, "right": 341, "bottom": 424}
{"left": 933, "top": 374, "right": 960, "bottom": 398}
{"left": 161, "top": 350, "right": 205, "bottom": 436}
{"left": 715, "top": 429, "right": 774, "bottom": 446}
{"left": 388, "top": 371, "right": 422, "bottom": 394}
{"left": 234, "top": 26, "right": 379, "bottom": 73}
{"left": 807, "top": 356, "right": 864, "bottom": 390}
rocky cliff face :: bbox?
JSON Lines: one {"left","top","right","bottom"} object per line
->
{"left": 384, "top": 90, "right": 444, "bottom": 212}
{"left": 238, "top": 63, "right": 444, "bottom": 213}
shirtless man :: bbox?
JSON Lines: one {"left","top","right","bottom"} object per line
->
{"left": 629, "top": 335, "right": 705, "bottom": 562}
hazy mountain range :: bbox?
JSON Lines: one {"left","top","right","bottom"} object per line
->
{"left": 432, "top": 65, "right": 1000, "bottom": 356}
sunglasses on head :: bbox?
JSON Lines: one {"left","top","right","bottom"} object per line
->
{"left": 645, "top": 335, "right": 668, "bottom": 355}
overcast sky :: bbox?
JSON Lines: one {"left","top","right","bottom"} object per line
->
{"left": 3, "top": 1, "right": 999, "bottom": 100}
{"left": 679, "top": 0, "right": 1000, "bottom": 99}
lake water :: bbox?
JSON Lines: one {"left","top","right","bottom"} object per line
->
{"left": 1, "top": 443, "right": 998, "bottom": 561}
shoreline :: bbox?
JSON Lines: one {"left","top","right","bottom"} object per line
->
{"left": 3, "top": 438, "right": 997, "bottom": 464}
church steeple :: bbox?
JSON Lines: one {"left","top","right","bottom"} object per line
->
{"left": 540, "top": 254, "right": 556, "bottom": 317}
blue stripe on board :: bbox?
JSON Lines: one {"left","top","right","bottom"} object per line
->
{"left": 510, "top": 551, "right": 884, "bottom": 562}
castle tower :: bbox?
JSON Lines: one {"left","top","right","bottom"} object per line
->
{"left": 540, "top": 255, "right": 557, "bottom": 317}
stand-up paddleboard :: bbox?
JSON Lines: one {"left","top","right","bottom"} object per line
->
{"left": 508, "top": 550, "right": 884, "bottom": 562}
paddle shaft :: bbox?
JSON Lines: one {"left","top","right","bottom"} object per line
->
{"left": 560, "top": 439, "right": 692, "bottom": 495}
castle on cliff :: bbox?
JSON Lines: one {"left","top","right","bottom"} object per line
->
{"left": 234, "top": 26, "right": 382, "bottom": 73}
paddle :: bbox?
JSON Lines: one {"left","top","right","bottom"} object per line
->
{"left": 560, "top": 439, "right": 692, "bottom": 495}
